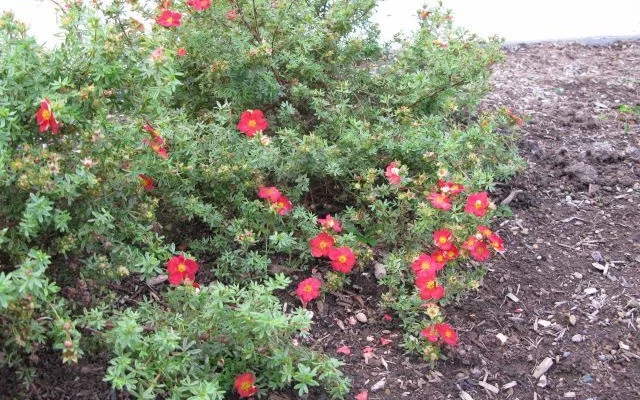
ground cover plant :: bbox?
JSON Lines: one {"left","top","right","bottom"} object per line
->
{"left": 0, "top": 0, "right": 522, "bottom": 398}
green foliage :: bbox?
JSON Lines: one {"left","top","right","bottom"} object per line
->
{"left": 0, "top": 0, "right": 524, "bottom": 398}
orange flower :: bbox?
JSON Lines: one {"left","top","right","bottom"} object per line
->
{"left": 309, "top": 232, "right": 335, "bottom": 258}
{"left": 328, "top": 247, "right": 356, "bottom": 273}
{"left": 436, "top": 323, "right": 459, "bottom": 345}
{"left": 477, "top": 225, "right": 493, "bottom": 238}
{"left": 138, "top": 174, "right": 155, "bottom": 191}
{"left": 35, "top": 98, "right": 60, "bottom": 134}
{"left": 143, "top": 135, "right": 169, "bottom": 159}
{"left": 318, "top": 214, "right": 342, "bottom": 233}
{"left": 462, "top": 235, "right": 479, "bottom": 251}
{"left": 465, "top": 192, "right": 489, "bottom": 217}
{"left": 295, "top": 277, "right": 322, "bottom": 303}
{"left": 157, "top": 9, "right": 182, "bottom": 28}
{"left": 443, "top": 244, "right": 459, "bottom": 261}
{"left": 258, "top": 186, "right": 281, "bottom": 202}
{"left": 427, "top": 192, "right": 451, "bottom": 210}
{"left": 433, "top": 229, "right": 453, "bottom": 250}
{"left": 237, "top": 110, "right": 268, "bottom": 137}
{"left": 234, "top": 373, "right": 259, "bottom": 398}
{"left": 166, "top": 255, "right": 198, "bottom": 285}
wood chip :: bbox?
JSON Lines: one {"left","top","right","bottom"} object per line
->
{"left": 564, "top": 392, "right": 576, "bottom": 398}
{"left": 506, "top": 292, "right": 520, "bottom": 302}
{"left": 532, "top": 357, "right": 554, "bottom": 378}
{"left": 371, "top": 378, "right": 386, "bottom": 392}
{"left": 146, "top": 274, "right": 168, "bottom": 286}
{"left": 459, "top": 391, "right": 474, "bottom": 400}
{"left": 496, "top": 333, "right": 508, "bottom": 344}
{"left": 502, "top": 381, "right": 517, "bottom": 390}
{"left": 584, "top": 287, "right": 598, "bottom": 295}
{"left": 478, "top": 380, "right": 499, "bottom": 394}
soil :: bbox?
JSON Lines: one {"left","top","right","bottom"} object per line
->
{"left": 2, "top": 41, "right": 639, "bottom": 400}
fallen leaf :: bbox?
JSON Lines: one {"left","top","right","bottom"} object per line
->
{"left": 337, "top": 345, "right": 351, "bottom": 355}
{"left": 380, "top": 337, "right": 392, "bottom": 345}
{"left": 355, "top": 391, "right": 368, "bottom": 400}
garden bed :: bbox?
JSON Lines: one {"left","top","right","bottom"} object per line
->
{"left": 2, "top": 40, "right": 639, "bottom": 400}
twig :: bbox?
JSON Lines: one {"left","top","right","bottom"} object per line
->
{"left": 500, "top": 189, "right": 523, "bottom": 206}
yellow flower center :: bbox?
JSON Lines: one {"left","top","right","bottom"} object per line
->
{"left": 248, "top": 120, "right": 257, "bottom": 128}
{"left": 338, "top": 255, "right": 347, "bottom": 263}
{"left": 319, "top": 241, "right": 327, "bottom": 249}
{"left": 42, "top": 109, "right": 51, "bottom": 120}
{"left": 177, "top": 263, "right": 186, "bottom": 273}
{"left": 439, "top": 237, "right": 447, "bottom": 243}
{"left": 426, "top": 281, "right": 436, "bottom": 289}
{"left": 303, "top": 284, "right": 313, "bottom": 293}
{"left": 444, "top": 331, "right": 452, "bottom": 338}
{"left": 166, "top": 16, "right": 173, "bottom": 24}
{"left": 421, "top": 262, "right": 430, "bottom": 270}
{"left": 475, "top": 200, "right": 483, "bottom": 208}
{"left": 240, "top": 381, "right": 252, "bottom": 391}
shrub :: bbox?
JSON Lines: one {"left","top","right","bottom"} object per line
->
{"left": 0, "top": 0, "right": 523, "bottom": 398}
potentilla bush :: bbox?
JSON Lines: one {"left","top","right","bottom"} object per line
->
{"left": 0, "top": 0, "right": 524, "bottom": 398}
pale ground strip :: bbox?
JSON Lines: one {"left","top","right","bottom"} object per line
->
{"left": 1, "top": 0, "right": 640, "bottom": 46}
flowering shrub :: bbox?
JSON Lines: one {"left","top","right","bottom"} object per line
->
{"left": 0, "top": 0, "right": 523, "bottom": 398}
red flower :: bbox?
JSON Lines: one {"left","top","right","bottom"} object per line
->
{"left": 383, "top": 314, "right": 393, "bottom": 322}
{"left": 143, "top": 123, "right": 159, "bottom": 136}
{"left": 328, "top": 247, "right": 356, "bottom": 273}
{"left": 470, "top": 241, "right": 491, "bottom": 262}
{"left": 176, "top": 47, "right": 187, "bottom": 57}
{"left": 415, "top": 273, "right": 444, "bottom": 300}
{"left": 139, "top": 174, "right": 155, "bottom": 191}
{"left": 438, "top": 180, "right": 465, "bottom": 195}
{"left": 295, "top": 277, "right": 322, "bottom": 303}
{"left": 258, "top": 186, "right": 282, "bottom": 202}
{"left": 156, "top": 9, "right": 182, "bottom": 27}
{"left": 309, "top": 233, "right": 335, "bottom": 258}
{"left": 488, "top": 233, "right": 505, "bottom": 252}
{"left": 234, "top": 373, "right": 259, "bottom": 398}
{"left": 237, "top": 110, "right": 268, "bottom": 137}
{"left": 431, "top": 249, "right": 447, "bottom": 266}
{"left": 427, "top": 192, "right": 451, "bottom": 210}
{"left": 35, "top": 98, "right": 60, "bottom": 134}
{"left": 462, "top": 235, "right": 479, "bottom": 251}
{"left": 151, "top": 47, "right": 164, "bottom": 62}
{"left": 187, "top": 0, "right": 211, "bottom": 11}
{"left": 337, "top": 345, "right": 351, "bottom": 355}
{"left": 272, "top": 195, "right": 292, "bottom": 215}
{"left": 226, "top": 9, "right": 238, "bottom": 20}
{"left": 420, "top": 325, "right": 439, "bottom": 343}
{"left": 465, "top": 192, "right": 489, "bottom": 217}
{"left": 144, "top": 135, "right": 169, "bottom": 159}
{"left": 385, "top": 162, "right": 402, "bottom": 186}
{"left": 410, "top": 253, "right": 442, "bottom": 277}
{"left": 166, "top": 255, "right": 198, "bottom": 285}
{"left": 436, "top": 323, "right": 458, "bottom": 345}
{"left": 433, "top": 229, "right": 454, "bottom": 250}
{"left": 318, "top": 214, "right": 342, "bottom": 233}
{"left": 443, "top": 244, "right": 459, "bottom": 261}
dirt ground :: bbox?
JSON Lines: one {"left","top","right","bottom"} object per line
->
{"left": 2, "top": 41, "right": 639, "bottom": 400}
